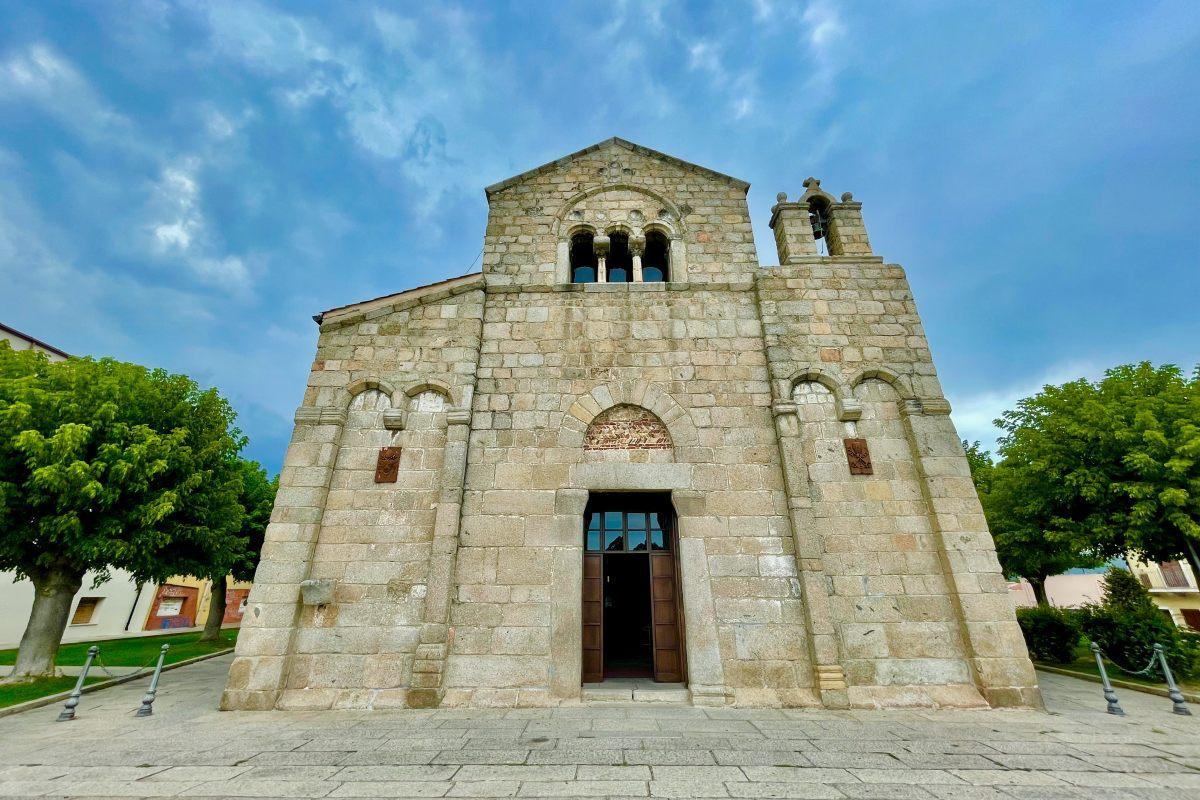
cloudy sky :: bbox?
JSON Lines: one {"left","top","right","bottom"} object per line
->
{"left": 1, "top": 1, "right": 1197, "bottom": 473}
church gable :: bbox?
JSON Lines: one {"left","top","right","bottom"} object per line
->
{"left": 484, "top": 137, "right": 748, "bottom": 199}
{"left": 482, "top": 138, "right": 758, "bottom": 286}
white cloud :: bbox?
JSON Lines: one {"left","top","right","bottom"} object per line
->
{"left": 146, "top": 160, "right": 253, "bottom": 297}
{"left": 947, "top": 360, "right": 1101, "bottom": 453}
{"left": 191, "top": 2, "right": 517, "bottom": 227}
{"left": 0, "top": 43, "right": 130, "bottom": 138}
{"left": 802, "top": 1, "right": 845, "bottom": 51}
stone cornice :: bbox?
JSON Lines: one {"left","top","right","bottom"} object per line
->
{"left": 293, "top": 407, "right": 348, "bottom": 426}
{"left": 900, "top": 398, "right": 953, "bottom": 417}
{"left": 485, "top": 280, "right": 756, "bottom": 295}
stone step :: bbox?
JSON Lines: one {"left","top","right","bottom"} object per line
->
{"left": 582, "top": 681, "right": 690, "bottom": 704}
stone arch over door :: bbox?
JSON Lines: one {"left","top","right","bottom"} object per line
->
{"left": 560, "top": 381, "right": 699, "bottom": 452}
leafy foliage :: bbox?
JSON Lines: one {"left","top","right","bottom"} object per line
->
{"left": 1078, "top": 567, "right": 1199, "bottom": 679}
{"left": 231, "top": 459, "right": 277, "bottom": 582}
{"left": 993, "top": 363, "right": 1200, "bottom": 574}
{"left": 963, "top": 440, "right": 1099, "bottom": 602}
{"left": 0, "top": 342, "right": 247, "bottom": 585}
{"left": 1015, "top": 605, "right": 1080, "bottom": 664}
{"left": 0, "top": 341, "right": 265, "bottom": 677}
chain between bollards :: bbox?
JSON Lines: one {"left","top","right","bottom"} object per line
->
{"left": 136, "top": 644, "right": 170, "bottom": 717}
{"left": 1090, "top": 641, "right": 1125, "bottom": 715}
{"left": 1153, "top": 643, "right": 1192, "bottom": 716}
{"left": 56, "top": 645, "right": 98, "bottom": 722}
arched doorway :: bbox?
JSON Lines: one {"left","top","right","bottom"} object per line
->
{"left": 582, "top": 492, "right": 685, "bottom": 684}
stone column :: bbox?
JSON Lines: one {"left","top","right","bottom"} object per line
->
{"left": 899, "top": 398, "right": 1043, "bottom": 709}
{"left": 220, "top": 406, "right": 346, "bottom": 711}
{"left": 768, "top": 193, "right": 818, "bottom": 264}
{"left": 671, "top": 490, "right": 729, "bottom": 706}
{"left": 593, "top": 234, "right": 610, "bottom": 283}
{"left": 770, "top": 400, "right": 849, "bottom": 708}
{"left": 407, "top": 408, "right": 473, "bottom": 708}
{"left": 630, "top": 233, "right": 645, "bottom": 283}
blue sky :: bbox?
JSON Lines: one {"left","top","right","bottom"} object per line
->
{"left": 1, "top": 1, "right": 1197, "bottom": 474}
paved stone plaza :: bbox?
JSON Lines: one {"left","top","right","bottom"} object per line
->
{"left": 1, "top": 654, "right": 1197, "bottom": 798}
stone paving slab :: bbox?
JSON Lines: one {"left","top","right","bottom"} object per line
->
{"left": 0, "top": 655, "right": 1196, "bottom": 798}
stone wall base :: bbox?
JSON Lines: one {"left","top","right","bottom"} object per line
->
{"left": 847, "top": 683, "right": 989, "bottom": 709}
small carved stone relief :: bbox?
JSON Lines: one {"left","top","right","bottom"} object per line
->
{"left": 375, "top": 446, "right": 402, "bottom": 483}
{"left": 843, "top": 438, "right": 873, "bottom": 475}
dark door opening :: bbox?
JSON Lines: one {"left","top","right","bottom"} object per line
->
{"left": 603, "top": 555, "right": 653, "bottom": 677}
{"left": 582, "top": 493, "right": 686, "bottom": 684}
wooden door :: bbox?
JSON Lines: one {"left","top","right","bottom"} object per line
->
{"left": 582, "top": 553, "right": 604, "bottom": 682}
{"left": 649, "top": 551, "right": 684, "bottom": 682}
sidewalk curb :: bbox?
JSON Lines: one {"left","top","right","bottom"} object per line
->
{"left": 0, "top": 647, "right": 233, "bottom": 719}
{"left": 1036, "top": 665, "right": 1200, "bottom": 704}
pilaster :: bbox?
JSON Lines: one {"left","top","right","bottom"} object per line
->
{"left": 406, "top": 408, "right": 474, "bottom": 708}
{"left": 672, "top": 489, "right": 731, "bottom": 706}
{"left": 770, "top": 400, "right": 849, "bottom": 707}
{"left": 899, "top": 398, "right": 1043, "bottom": 709}
{"left": 220, "top": 405, "right": 346, "bottom": 711}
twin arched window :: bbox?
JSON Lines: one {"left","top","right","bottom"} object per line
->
{"left": 570, "top": 229, "right": 670, "bottom": 284}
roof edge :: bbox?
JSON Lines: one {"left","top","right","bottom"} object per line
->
{"left": 315, "top": 272, "right": 484, "bottom": 325}
{"left": 0, "top": 322, "right": 70, "bottom": 358}
{"left": 484, "top": 137, "right": 749, "bottom": 198}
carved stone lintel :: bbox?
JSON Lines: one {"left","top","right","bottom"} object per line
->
{"left": 835, "top": 396, "right": 862, "bottom": 422}
{"left": 382, "top": 409, "right": 406, "bottom": 430}
{"left": 843, "top": 438, "right": 873, "bottom": 475}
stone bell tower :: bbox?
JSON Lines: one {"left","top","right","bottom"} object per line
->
{"left": 758, "top": 176, "right": 1040, "bottom": 709}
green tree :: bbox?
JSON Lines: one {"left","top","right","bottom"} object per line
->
{"left": 198, "top": 459, "right": 277, "bottom": 643}
{"left": 995, "top": 363, "right": 1200, "bottom": 581}
{"left": 963, "top": 439, "right": 1098, "bottom": 604}
{"left": 0, "top": 342, "right": 245, "bottom": 680}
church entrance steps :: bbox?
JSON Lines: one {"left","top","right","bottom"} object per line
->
{"left": 582, "top": 679, "right": 690, "bottom": 704}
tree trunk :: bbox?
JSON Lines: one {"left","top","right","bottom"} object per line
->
{"left": 1028, "top": 576, "right": 1049, "bottom": 606}
{"left": 5, "top": 567, "right": 83, "bottom": 682}
{"left": 200, "top": 575, "right": 227, "bottom": 643}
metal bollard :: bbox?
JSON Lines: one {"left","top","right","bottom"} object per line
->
{"left": 1091, "top": 642, "right": 1125, "bottom": 716}
{"left": 57, "top": 645, "right": 99, "bottom": 722}
{"left": 136, "top": 644, "right": 170, "bottom": 717}
{"left": 1153, "top": 643, "right": 1192, "bottom": 716}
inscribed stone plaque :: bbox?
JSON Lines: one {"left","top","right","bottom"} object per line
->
{"left": 374, "top": 446, "right": 402, "bottom": 483}
{"left": 843, "top": 438, "right": 873, "bottom": 475}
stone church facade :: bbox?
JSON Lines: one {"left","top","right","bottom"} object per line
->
{"left": 221, "top": 138, "right": 1040, "bottom": 711}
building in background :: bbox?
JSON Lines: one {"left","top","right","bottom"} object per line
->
{"left": 1128, "top": 557, "right": 1200, "bottom": 630}
{"left": 0, "top": 322, "right": 69, "bottom": 362}
{"left": 143, "top": 577, "right": 252, "bottom": 631}
{"left": 0, "top": 569, "right": 159, "bottom": 648}
{"left": 1008, "top": 566, "right": 1110, "bottom": 609}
